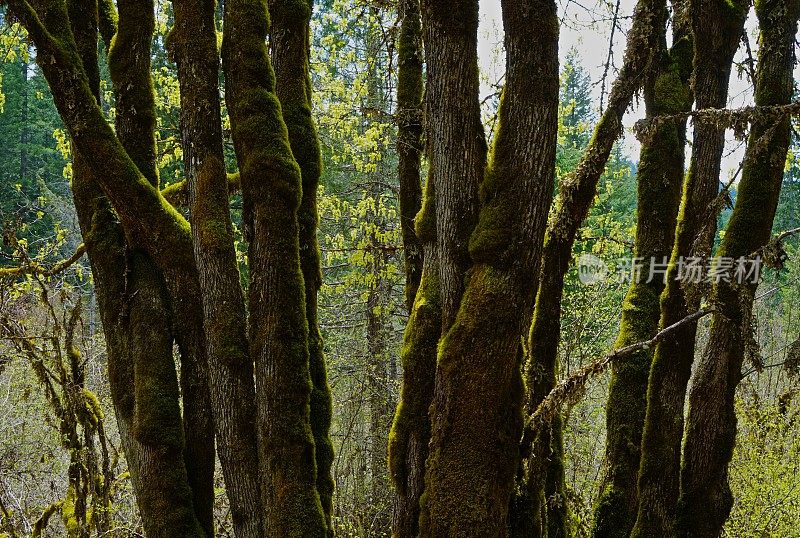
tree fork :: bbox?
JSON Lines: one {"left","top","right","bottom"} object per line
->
{"left": 632, "top": 0, "right": 747, "bottom": 534}
{"left": 421, "top": 0, "right": 559, "bottom": 533}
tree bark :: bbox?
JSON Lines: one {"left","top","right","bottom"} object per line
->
{"left": 631, "top": 1, "right": 747, "bottom": 535}
{"left": 222, "top": 0, "right": 327, "bottom": 534}
{"left": 168, "top": 0, "right": 263, "bottom": 536}
{"left": 421, "top": 0, "right": 559, "bottom": 533}
{"left": 421, "top": 0, "right": 485, "bottom": 332}
{"left": 268, "top": 1, "right": 335, "bottom": 529}
{"left": 677, "top": 1, "right": 799, "bottom": 535}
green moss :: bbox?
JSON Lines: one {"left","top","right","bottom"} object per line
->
{"left": 415, "top": 174, "right": 437, "bottom": 243}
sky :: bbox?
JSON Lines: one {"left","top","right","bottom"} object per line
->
{"left": 476, "top": 0, "right": 770, "bottom": 179}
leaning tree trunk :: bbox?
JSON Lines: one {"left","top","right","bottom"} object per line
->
{"left": 596, "top": 2, "right": 693, "bottom": 536}
{"left": 632, "top": 0, "right": 747, "bottom": 535}
{"left": 420, "top": 0, "right": 559, "bottom": 533}
{"left": 222, "top": 0, "right": 327, "bottom": 534}
{"left": 678, "top": 1, "right": 799, "bottom": 535}
{"left": 268, "top": 1, "right": 336, "bottom": 529}
{"left": 61, "top": 0, "right": 208, "bottom": 535}
{"left": 168, "top": 0, "right": 263, "bottom": 535}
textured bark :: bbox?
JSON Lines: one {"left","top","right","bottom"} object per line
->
{"left": 677, "top": 2, "right": 799, "bottom": 535}
{"left": 63, "top": 1, "right": 206, "bottom": 535}
{"left": 168, "top": 0, "right": 263, "bottom": 536}
{"left": 631, "top": 1, "right": 747, "bottom": 535}
{"left": 396, "top": 0, "right": 425, "bottom": 313}
{"left": 389, "top": 177, "right": 441, "bottom": 538}
{"left": 596, "top": 4, "right": 693, "bottom": 536}
{"left": 268, "top": 1, "right": 335, "bottom": 529}
{"left": 420, "top": 0, "right": 559, "bottom": 533}
{"left": 421, "top": 0, "right": 485, "bottom": 332}
{"left": 222, "top": 0, "right": 327, "bottom": 534}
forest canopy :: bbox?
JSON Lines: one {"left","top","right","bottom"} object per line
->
{"left": 0, "top": 0, "right": 800, "bottom": 536}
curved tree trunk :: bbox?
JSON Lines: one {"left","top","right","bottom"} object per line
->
{"left": 421, "top": 0, "right": 559, "bottom": 533}
{"left": 222, "top": 0, "right": 327, "bottom": 534}
{"left": 678, "top": 2, "right": 799, "bottom": 535}
{"left": 268, "top": 1, "right": 335, "bottom": 530}
{"left": 632, "top": 1, "right": 747, "bottom": 535}
{"left": 63, "top": 0, "right": 209, "bottom": 535}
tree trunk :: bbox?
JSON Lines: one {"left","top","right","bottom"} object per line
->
{"left": 632, "top": 1, "right": 747, "bottom": 535}
{"left": 396, "top": 0, "right": 425, "bottom": 314}
{"left": 421, "top": 0, "right": 485, "bottom": 332}
{"left": 388, "top": 1, "right": 428, "bottom": 534}
{"left": 677, "top": 2, "right": 799, "bottom": 535}
{"left": 421, "top": 0, "right": 559, "bottom": 533}
{"left": 596, "top": 4, "right": 693, "bottom": 536}
{"left": 269, "top": 1, "right": 335, "bottom": 529}
{"left": 221, "top": 0, "right": 327, "bottom": 533}
{"left": 168, "top": 0, "right": 263, "bottom": 535}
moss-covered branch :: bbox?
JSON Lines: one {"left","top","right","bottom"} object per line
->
{"left": 160, "top": 172, "right": 241, "bottom": 208}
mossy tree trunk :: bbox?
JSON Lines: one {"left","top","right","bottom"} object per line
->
{"left": 594, "top": 4, "right": 693, "bottom": 536}
{"left": 396, "top": 0, "right": 425, "bottom": 313}
{"left": 420, "top": 0, "right": 559, "bottom": 533}
{"left": 677, "top": 2, "right": 799, "bottom": 535}
{"left": 512, "top": 0, "right": 663, "bottom": 534}
{"left": 168, "top": 0, "right": 263, "bottom": 536}
{"left": 62, "top": 0, "right": 209, "bottom": 535}
{"left": 632, "top": 1, "right": 747, "bottom": 535}
{"left": 222, "top": 0, "right": 327, "bottom": 534}
{"left": 269, "top": 1, "right": 335, "bottom": 529}
{"left": 389, "top": 177, "right": 441, "bottom": 538}
{"left": 387, "top": 1, "right": 428, "bottom": 535}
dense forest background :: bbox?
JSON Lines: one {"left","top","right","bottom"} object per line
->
{"left": 1, "top": 0, "right": 800, "bottom": 536}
